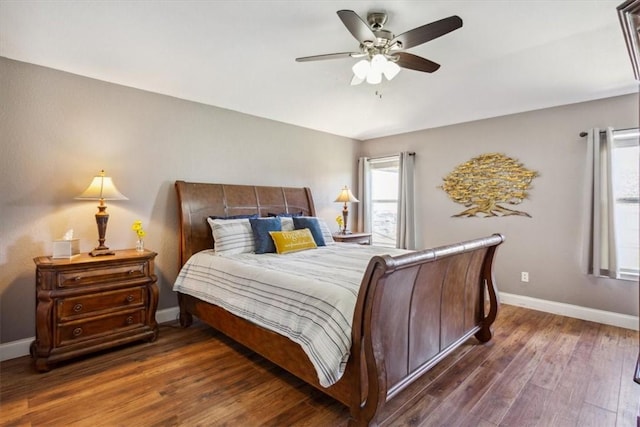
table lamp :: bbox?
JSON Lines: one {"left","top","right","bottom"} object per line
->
{"left": 334, "top": 185, "right": 359, "bottom": 234}
{"left": 75, "top": 170, "right": 128, "bottom": 256}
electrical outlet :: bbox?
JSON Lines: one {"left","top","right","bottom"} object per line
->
{"left": 521, "top": 272, "right": 529, "bottom": 282}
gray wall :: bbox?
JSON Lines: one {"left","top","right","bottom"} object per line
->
{"left": 361, "top": 93, "right": 639, "bottom": 316}
{"left": 0, "top": 57, "right": 360, "bottom": 342}
{"left": 1, "top": 56, "right": 637, "bottom": 345}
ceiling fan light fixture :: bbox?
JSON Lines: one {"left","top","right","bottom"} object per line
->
{"left": 352, "top": 55, "right": 392, "bottom": 85}
{"left": 352, "top": 59, "right": 370, "bottom": 79}
{"left": 370, "top": 54, "right": 387, "bottom": 73}
{"left": 383, "top": 60, "right": 401, "bottom": 80}
{"left": 366, "top": 70, "right": 382, "bottom": 85}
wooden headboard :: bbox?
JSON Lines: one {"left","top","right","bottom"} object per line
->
{"left": 175, "top": 181, "right": 316, "bottom": 266}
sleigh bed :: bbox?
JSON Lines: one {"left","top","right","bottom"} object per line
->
{"left": 174, "top": 180, "right": 504, "bottom": 426}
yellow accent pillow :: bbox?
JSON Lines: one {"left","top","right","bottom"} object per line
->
{"left": 269, "top": 229, "right": 318, "bottom": 254}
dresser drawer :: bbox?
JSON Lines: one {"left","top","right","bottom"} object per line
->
{"left": 57, "top": 287, "right": 146, "bottom": 320}
{"left": 56, "top": 262, "right": 147, "bottom": 288}
{"left": 57, "top": 309, "right": 146, "bottom": 346}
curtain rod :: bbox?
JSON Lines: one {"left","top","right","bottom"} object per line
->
{"left": 579, "top": 127, "right": 636, "bottom": 137}
{"left": 366, "top": 152, "right": 415, "bottom": 161}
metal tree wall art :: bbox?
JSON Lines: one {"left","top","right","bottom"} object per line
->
{"left": 440, "top": 153, "right": 539, "bottom": 218}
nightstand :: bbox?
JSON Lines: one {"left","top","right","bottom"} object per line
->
{"left": 31, "top": 249, "right": 158, "bottom": 372}
{"left": 332, "top": 232, "right": 372, "bottom": 245}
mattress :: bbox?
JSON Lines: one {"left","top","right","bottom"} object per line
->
{"left": 172, "top": 243, "right": 409, "bottom": 387}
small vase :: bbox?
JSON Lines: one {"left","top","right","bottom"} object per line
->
{"left": 136, "top": 239, "right": 144, "bottom": 252}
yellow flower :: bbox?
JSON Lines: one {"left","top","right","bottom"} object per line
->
{"left": 335, "top": 215, "right": 344, "bottom": 227}
{"left": 132, "top": 220, "right": 145, "bottom": 238}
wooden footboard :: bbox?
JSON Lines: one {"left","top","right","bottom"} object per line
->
{"left": 349, "top": 234, "right": 504, "bottom": 426}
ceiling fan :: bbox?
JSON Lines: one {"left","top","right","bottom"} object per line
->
{"left": 295, "top": 10, "right": 463, "bottom": 85}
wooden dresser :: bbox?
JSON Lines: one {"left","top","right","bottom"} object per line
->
{"left": 31, "top": 249, "right": 158, "bottom": 372}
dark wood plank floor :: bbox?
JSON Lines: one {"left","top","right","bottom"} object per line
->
{"left": 1, "top": 305, "right": 638, "bottom": 426}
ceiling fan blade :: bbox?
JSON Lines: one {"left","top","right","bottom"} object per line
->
{"left": 395, "top": 52, "right": 441, "bottom": 73}
{"left": 337, "top": 10, "right": 376, "bottom": 44}
{"left": 296, "top": 52, "right": 360, "bottom": 62}
{"left": 391, "top": 15, "right": 462, "bottom": 50}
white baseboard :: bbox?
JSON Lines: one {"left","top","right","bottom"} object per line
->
{"left": 156, "top": 306, "right": 180, "bottom": 325}
{"left": 0, "top": 306, "right": 181, "bottom": 362}
{"left": 0, "top": 337, "right": 34, "bottom": 363}
{"left": 500, "top": 292, "right": 639, "bottom": 331}
{"left": 2, "top": 298, "right": 637, "bottom": 362}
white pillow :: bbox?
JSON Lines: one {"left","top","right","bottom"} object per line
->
{"left": 281, "top": 217, "right": 294, "bottom": 231}
{"left": 317, "top": 218, "right": 335, "bottom": 245}
{"left": 207, "top": 217, "right": 255, "bottom": 254}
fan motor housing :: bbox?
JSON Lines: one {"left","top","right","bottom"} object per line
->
{"left": 367, "top": 11, "right": 387, "bottom": 29}
{"left": 373, "top": 29, "right": 394, "bottom": 47}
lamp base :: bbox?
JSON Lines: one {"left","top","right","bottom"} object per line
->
{"left": 89, "top": 248, "right": 116, "bottom": 257}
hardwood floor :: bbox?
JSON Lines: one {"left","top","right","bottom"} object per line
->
{"left": 1, "top": 304, "right": 638, "bottom": 426}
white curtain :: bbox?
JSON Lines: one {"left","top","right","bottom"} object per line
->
{"left": 357, "top": 157, "right": 371, "bottom": 233}
{"left": 582, "top": 127, "right": 618, "bottom": 278}
{"left": 396, "top": 152, "right": 415, "bottom": 250}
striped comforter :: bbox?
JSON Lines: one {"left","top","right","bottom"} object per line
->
{"left": 172, "top": 244, "right": 409, "bottom": 387}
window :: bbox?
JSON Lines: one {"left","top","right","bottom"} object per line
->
{"left": 370, "top": 156, "right": 399, "bottom": 247}
{"left": 359, "top": 152, "right": 415, "bottom": 249}
{"left": 611, "top": 128, "right": 639, "bottom": 279}
{"left": 586, "top": 127, "right": 639, "bottom": 280}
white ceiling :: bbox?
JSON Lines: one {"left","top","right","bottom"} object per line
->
{"left": 1, "top": 0, "right": 636, "bottom": 140}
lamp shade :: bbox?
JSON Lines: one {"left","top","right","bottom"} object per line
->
{"left": 75, "top": 170, "right": 128, "bottom": 201}
{"left": 370, "top": 54, "right": 387, "bottom": 73}
{"left": 383, "top": 61, "right": 401, "bottom": 80}
{"left": 352, "top": 59, "right": 371, "bottom": 79}
{"left": 334, "top": 186, "right": 359, "bottom": 203}
{"left": 350, "top": 74, "right": 365, "bottom": 86}
{"left": 366, "top": 70, "right": 382, "bottom": 85}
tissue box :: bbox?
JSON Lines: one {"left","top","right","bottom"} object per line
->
{"left": 52, "top": 239, "right": 80, "bottom": 259}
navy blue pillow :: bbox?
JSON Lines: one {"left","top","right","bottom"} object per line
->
{"left": 292, "top": 216, "right": 326, "bottom": 246}
{"left": 210, "top": 214, "right": 259, "bottom": 220}
{"left": 249, "top": 217, "right": 281, "bottom": 254}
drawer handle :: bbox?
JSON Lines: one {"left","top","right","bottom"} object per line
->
{"left": 128, "top": 270, "right": 136, "bottom": 275}
{"left": 73, "top": 303, "right": 83, "bottom": 312}
{"left": 73, "top": 276, "right": 81, "bottom": 281}
{"left": 72, "top": 327, "right": 83, "bottom": 337}
{"left": 125, "top": 316, "right": 134, "bottom": 325}
{"left": 126, "top": 295, "right": 134, "bottom": 303}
